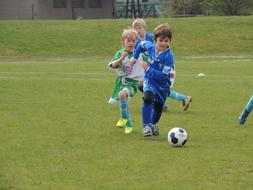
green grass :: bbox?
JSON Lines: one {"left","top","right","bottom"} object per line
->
{"left": 0, "top": 56, "right": 252, "bottom": 190}
{"left": 0, "top": 16, "right": 253, "bottom": 56}
{"left": 0, "top": 16, "right": 253, "bottom": 189}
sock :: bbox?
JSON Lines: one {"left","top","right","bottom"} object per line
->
{"left": 151, "top": 110, "right": 162, "bottom": 125}
{"left": 163, "top": 102, "right": 168, "bottom": 109}
{"left": 119, "top": 99, "right": 129, "bottom": 119}
{"left": 142, "top": 102, "right": 152, "bottom": 127}
{"left": 245, "top": 95, "right": 253, "bottom": 113}
{"left": 169, "top": 90, "right": 186, "bottom": 102}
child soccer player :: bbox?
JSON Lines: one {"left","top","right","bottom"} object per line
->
{"left": 132, "top": 18, "right": 154, "bottom": 51}
{"left": 132, "top": 18, "right": 192, "bottom": 112}
{"left": 108, "top": 29, "right": 145, "bottom": 134}
{"left": 239, "top": 95, "right": 253, "bottom": 125}
{"left": 130, "top": 23, "right": 174, "bottom": 137}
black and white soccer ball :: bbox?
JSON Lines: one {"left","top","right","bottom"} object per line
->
{"left": 168, "top": 127, "right": 188, "bottom": 147}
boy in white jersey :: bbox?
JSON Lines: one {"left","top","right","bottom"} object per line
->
{"left": 108, "top": 29, "right": 146, "bottom": 134}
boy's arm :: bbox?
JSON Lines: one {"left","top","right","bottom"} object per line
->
{"left": 108, "top": 50, "right": 128, "bottom": 68}
{"left": 130, "top": 41, "right": 154, "bottom": 66}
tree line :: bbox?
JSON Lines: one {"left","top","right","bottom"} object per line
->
{"left": 167, "top": 0, "right": 253, "bottom": 16}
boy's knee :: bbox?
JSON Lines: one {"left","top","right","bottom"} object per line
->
{"left": 143, "top": 91, "right": 154, "bottom": 105}
{"left": 119, "top": 90, "right": 128, "bottom": 100}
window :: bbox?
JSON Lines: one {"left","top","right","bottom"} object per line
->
{"left": 72, "top": 0, "right": 84, "bottom": 8}
{"left": 89, "top": 0, "right": 102, "bottom": 8}
{"left": 54, "top": 0, "right": 67, "bottom": 8}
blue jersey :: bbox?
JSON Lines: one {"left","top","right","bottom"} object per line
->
{"left": 133, "top": 41, "right": 174, "bottom": 101}
{"left": 135, "top": 32, "right": 154, "bottom": 50}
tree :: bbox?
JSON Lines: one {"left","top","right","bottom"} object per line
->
{"left": 200, "top": 0, "right": 253, "bottom": 15}
{"left": 171, "top": 0, "right": 203, "bottom": 16}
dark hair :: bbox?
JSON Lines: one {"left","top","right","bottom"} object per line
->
{"left": 153, "top": 24, "right": 172, "bottom": 42}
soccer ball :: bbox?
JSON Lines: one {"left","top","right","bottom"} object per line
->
{"left": 168, "top": 127, "right": 188, "bottom": 147}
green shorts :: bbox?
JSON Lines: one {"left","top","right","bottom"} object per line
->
{"left": 110, "top": 76, "right": 138, "bottom": 101}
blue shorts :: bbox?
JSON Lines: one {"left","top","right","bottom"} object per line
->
{"left": 143, "top": 79, "right": 169, "bottom": 104}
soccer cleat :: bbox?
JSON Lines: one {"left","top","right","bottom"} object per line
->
{"left": 143, "top": 126, "right": 153, "bottom": 137}
{"left": 183, "top": 96, "right": 192, "bottom": 111}
{"left": 239, "top": 110, "right": 249, "bottom": 125}
{"left": 152, "top": 125, "right": 160, "bottom": 136}
{"left": 116, "top": 118, "right": 128, "bottom": 128}
{"left": 124, "top": 120, "right": 133, "bottom": 134}
{"left": 125, "top": 127, "right": 133, "bottom": 134}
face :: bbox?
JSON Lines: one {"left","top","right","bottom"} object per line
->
{"left": 156, "top": 36, "right": 170, "bottom": 52}
{"left": 134, "top": 26, "right": 146, "bottom": 38}
{"left": 123, "top": 37, "right": 136, "bottom": 52}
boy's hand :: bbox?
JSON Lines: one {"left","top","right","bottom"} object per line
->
{"left": 141, "top": 61, "right": 149, "bottom": 71}
{"left": 170, "top": 70, "right": 175, "bottom": 79}
{"left": 129, "top": 58, "right": 136, "bottom": 66}
{"left": 121, "top": 51, "right": 128, "bottom": 60}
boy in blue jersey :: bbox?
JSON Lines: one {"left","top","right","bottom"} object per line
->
{"left": 129, "top": 23, "right": 174, "bottom": 137}
{"left": 239, "top": 95, "right": 253, "bottom": 125}
{"left": 132, "top": 19, "right": 154, "bottom": 52}
{"left": 132, "top": 19, "right": 192, "bottom": 112}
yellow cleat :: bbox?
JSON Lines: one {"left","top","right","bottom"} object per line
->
{"left": 124, "top": 127, "right": 133, "bottom": 134}
{"left": 116, "top": 118, "right": 128, "bottom": 128}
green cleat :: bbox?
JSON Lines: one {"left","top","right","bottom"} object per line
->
{"left": 125, "top": 127, "right": 133, "bottom": 134}
{"left": 116, "top": 118, "right": 128, "bottom": 128}
{"left": 124, "top": 120, "right": 133, "bottom": 134}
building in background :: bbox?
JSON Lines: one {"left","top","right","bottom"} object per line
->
{"left": 114, "top": 0, "right": 169, "bottom": 18}
{"left": 0, "top": 0, "right": 169, "bottom": 19}
{"left": 0, "top": 0, "right": 115, "bottom": 19}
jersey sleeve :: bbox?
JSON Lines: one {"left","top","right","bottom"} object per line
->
{"left": 108, "top": 50, "right": 122, "bottom": 68}
{"left": 108, "top": 50, "right": 126, "bottom": 76}
{"left": 146, "top": 51, "right": 174, "bottom": 81}
{"left": 142, "top": 53, "right": 148, "bottom": 62}
{"left": 133, "top": 41, "right": 154, "bottom": 61}
{"left": 147, "top": 33, "right": 154, "bottom": 43}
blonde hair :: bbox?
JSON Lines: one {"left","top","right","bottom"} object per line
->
{"left": 132, "top": 18, "right": 147, "bottom": 30}
{"left": 121, "top": 28, "right": 138, "bottom": 42}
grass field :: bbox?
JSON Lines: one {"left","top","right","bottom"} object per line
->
{"left": 0, "top": 16, "right": 253, "bottom": 190}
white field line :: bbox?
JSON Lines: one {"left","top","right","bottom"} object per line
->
{"left": 0, "top": 72, "right": 115, "bottom": 81}
{"left": 0, "top": 76, "right": 108, "bottom": 81}
{"left": 179, "top": 55, "right": 253, "bottom": 59}
{"left": 0, "top": 73, "right": 252, "bottom": 81}
{"left": 0, "top": 71, "right": 112, "bottom": 76}
{"left": 0, "top": 55, "right": 253, "bottom": 63}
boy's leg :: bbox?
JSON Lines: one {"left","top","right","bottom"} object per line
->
{"left": 169, "top": 90, "right": 186, "bottom": 101}
{"left": 151, "top": 101, "right": 164, "bottom": 136}
{"left": 169, "top": 90, "right": 192, "bottom": 111}
{"left": 163, "top": 90, "right": 171, "bottom": 112}
{"left": 138, "top": 81, "right": 144, "bottom": 93}
{"left": 163, "top": 101, "right": 168, "bottom": 112}
{"left": 239, "top": 95, "right": 253, "bottom": 125}
{"left": 116, "top": 98, "right": 128, "bottom": 127}
{"left": 151, "top": 91, "right": 168, "bottom": 136}
{"left": 116, "top": 88, "right": 130, "bottom": 128}
{"left": 142, "top": 91, "right": 154, "bottom": 136}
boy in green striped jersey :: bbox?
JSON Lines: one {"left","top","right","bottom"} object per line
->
{"left": 108, "top": 28, "right": 146, "bottom": 134}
